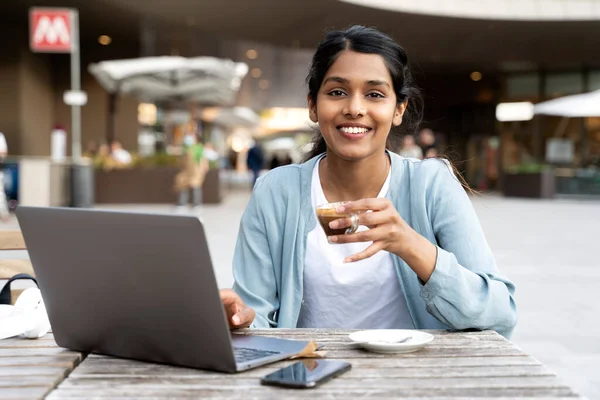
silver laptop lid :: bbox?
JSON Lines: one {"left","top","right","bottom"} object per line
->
{"left": 16, "top": 206, "right": 238, "bottom": 372}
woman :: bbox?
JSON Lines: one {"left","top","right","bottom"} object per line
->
{"left": 221, "top": 26, "right": 517, "bottom": 338}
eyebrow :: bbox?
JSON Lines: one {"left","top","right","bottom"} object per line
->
{"left": 323, "top": 76, "right": 391, "bottom": 88}
{"left": 366, "top": 80, "right": 391, "bottom": 88}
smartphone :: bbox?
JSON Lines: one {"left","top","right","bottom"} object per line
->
{"left": 260, "top": 360, "right": 351, "bottom": 389}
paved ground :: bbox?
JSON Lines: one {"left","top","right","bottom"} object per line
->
{"left": 3, "top": 190, "right": 598, "bottom": 398}
{"left": 472, "top": 194, "right": 600, "bottom": 399}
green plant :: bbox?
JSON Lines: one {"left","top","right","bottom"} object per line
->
{"left": 508, "top": 162, "right": 548, "bottom": 174}
{"left": 133, "top": 153, "right": 179, "bottom": 168}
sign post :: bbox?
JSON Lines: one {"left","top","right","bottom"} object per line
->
{"left": 30, "top": 8, "right": 82, "bottom": 163}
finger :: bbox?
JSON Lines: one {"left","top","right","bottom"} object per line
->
{"left": 337, "top": 198, "right": 390, "bottom": 213}
{"left": 221, "top": 290, "right": 246, "bottom": 315}
{"left": 329, "top": 228, "right": 386, "bottom": 244}
{"left": 232, "top": 307, "right": 256, "bottom": 329}
{"left": 357, "top": 210, "right": 397, "bottom": 228}
{"left": 219, "top": 288, "right": 239, "bottom": 306}
{"left": 344, "top": 242, "right": 385, "bottom": 263}
{"left": 329, "top": 210, "right": 394, "bottom": 230}
{"left": 328, "top": 216, "right": 353, "bottom": 230}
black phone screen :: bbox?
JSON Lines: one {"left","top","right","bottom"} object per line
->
{"left": 260, "top": 360, "right": 351, "bottom": 388}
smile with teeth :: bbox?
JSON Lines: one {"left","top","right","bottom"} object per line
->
{"left": 339, "top": 126, "right": 371, "bottom": 134}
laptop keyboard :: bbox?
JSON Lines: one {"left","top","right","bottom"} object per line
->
{"left": 234, "top": 347, "right": 281, "bottom": 363}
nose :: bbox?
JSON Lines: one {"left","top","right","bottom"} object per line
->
{"left": 343, "top": 94, "right": 366, "bottom": 118}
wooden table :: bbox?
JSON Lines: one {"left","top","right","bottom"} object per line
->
{"left": 2, "top": 329, "right": 583, "bottom": 399}
{"left": 0, "top": 334, "right": 82, "bottom": 399}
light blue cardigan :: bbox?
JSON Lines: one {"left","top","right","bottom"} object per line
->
{"left": 232, "top": 152, "right": 517, "bottom": 338}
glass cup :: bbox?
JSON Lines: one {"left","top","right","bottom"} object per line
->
{"left": 315, "top": 201, "right": 359, "bottom": 239}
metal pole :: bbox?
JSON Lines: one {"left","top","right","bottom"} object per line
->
{"left": 70, "top": 9, "right": 81, "bottom": 164}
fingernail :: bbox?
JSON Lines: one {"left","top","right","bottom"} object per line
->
{"left": 232, "top": 315, "right": 240, "bottom": 325}
{"left": 344, "top": 257, "right": 352, "bottom": 263}
{"left": 336, "top": 206, "right": 345, "bottom": 212}
{"left": 329, "top": 220, "right": 338, "bottom": 228}
{"left": 328, "top": 236, "right": 338, "bottom": 243}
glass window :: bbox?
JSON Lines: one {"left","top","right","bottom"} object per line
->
{"left": 589, "top": 70, "right": 600, "bottom": 91}
{"left": 506, "top": 74, "right": 540, "bottom": 99}
{"left": 546, "top": 72, "right": 583, "bottom": 96}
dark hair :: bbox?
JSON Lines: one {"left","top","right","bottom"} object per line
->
{"left": 303, "top": 25, "right": 424, "bottom": 161}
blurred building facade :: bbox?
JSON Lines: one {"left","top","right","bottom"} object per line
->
{"left": 1, "top": 0, "right": 600, "bottom": 193}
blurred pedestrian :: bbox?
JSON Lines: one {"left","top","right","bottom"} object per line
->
{"left": 246, "top": 143, "right": 264, "bottom": 187}
{"left": 281, "top": 153, "right": 293, "bottom": 166}
{"left": 84, "top": 140, "right": 99, "bottom": 159}
{"left": 174, "top": 134, "right": 209, "bottom": 207}
{"left": 398, "top": 134, "right": 423, "bottom": 159}
{"left": 417, "top": 128, "right": 436, "bottom": 154}
{"left": 110, "top": 140, "right": 132, "bottom": 166}
{"left": 269, "top": 155, "right": 281, "bottom": 170}
{"left": 424, "top": 146, "right": 439, "bottom": 159}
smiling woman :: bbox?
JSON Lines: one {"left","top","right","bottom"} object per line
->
{"left": 221, "top": 25, "right": 517, "bottom": 339}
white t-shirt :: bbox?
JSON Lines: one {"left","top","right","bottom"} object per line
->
{"left": 296, "top": 157, "right": 414, "bottom": 329}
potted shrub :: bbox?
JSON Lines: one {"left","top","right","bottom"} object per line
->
{"left": 503, "top": 163, "right": 555, "bottom": 198}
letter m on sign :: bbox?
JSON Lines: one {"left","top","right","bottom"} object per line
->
{"left": 30, "top": 8, "right": 73, "bottom": 53}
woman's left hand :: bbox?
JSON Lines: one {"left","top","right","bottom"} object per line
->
{"left": 328, "top": 198, "right": 413, "bottom": 263}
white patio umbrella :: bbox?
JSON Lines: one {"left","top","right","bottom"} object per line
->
{"left": 534, "top": 89, "right": 600, "bottom": 117}
{"left": 89, "top": 56, "right": 248, "bottom": 103}
{"left": 202, "top": 107, "right": 260, "bottom": 128}
{"left": 88, "top": 56, "right": 248, "bottom": 142}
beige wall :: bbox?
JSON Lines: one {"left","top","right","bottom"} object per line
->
{"left": 0, "top": 49, "right": 140, "bottom": 157}
{"left": 19, "top": 51, "right": 54, "bottom": 156}
{"left": 0, "top": 60, "right": 21, "bottom": 155}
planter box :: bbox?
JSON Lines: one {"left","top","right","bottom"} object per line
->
{"left": 202, "top": 169, "right": 222, "bottom": 204}
{"left": 95, "top": 167, "right": 222, "bottom": 204}
{"left": 503, "top": 171, "right": 555, "bottom": 199}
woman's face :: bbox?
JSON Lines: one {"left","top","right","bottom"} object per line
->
{"left": 309, "top": 50, "right": 407, "bottom": 162}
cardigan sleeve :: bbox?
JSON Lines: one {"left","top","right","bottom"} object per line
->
{"left": 419, "top": 160, "right": 518, "bottom": 338}
{"left": 232, "top": 178, "right": 279, "bottom": 328}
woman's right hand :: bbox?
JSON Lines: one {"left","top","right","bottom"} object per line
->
{"left": 219, "top": 288, "right": 256, "bottom": 329}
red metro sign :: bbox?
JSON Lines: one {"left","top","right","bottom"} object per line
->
{"left": 30, "top": 8, "right": 73, "bottom": 53}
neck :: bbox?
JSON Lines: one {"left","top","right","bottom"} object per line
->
{"left": 320, "top": 150, "right": 390, "bottom": 202}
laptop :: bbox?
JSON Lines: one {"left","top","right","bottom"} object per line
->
{"left": 16, "top": 206, "right": 309, "bottom": 373}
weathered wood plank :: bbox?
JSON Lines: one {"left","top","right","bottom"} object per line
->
{"left": 0, "top": 386, "right": 51, "bottom": 400}
{"left": 70, "top": 365, "right": 554, "bottom": 379}
{"left": 0, "top": 348, "right": 81, "bottom": 357}
{"left": 0, "top": 375, "right": 64, "bottom": 388}
{"left": 46, "top": 396, "right": 581, "bottom": 400}
{"left": 0, "top": 336, "right": 59, "bottom": 349}
{"left": 234, "top": 328, "right": 503, "bottom": 340}
{"left": 0, "top": 259, "right": 34, "bottom": 278}
{"left": 73, "top": 354, "right": 542, "bottom": 374}
{"left": 56, "top": 375, "right": 573, "bottom": 390}
{"left": 46, "top": 396, "right": 582, "bottom": 400}
{"left": 0, "top": 365, "right": 71, "bottom": 377}
{"left": 46, "top": 387, "right": 579, "bottom": 399}
{"left": 318, "top": 347, "right": 526, "bottom": 358}
{"left": 240, "top": 328, "right": 501, "bottom": 335}
{"left": 322, "top": 341, "right": 516, "bottom": 350}
{"left": 0, "top": 230, "right": 26, "bottom": 251}
{"left": 68, "top": 345, "right": 523, "bottom": 361}
{"left": 0, "top": 356, "right": 81, "bottom": 368}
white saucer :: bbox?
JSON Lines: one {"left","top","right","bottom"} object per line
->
{"left": 348, "top": 329, "right": 434, "bottom": 354}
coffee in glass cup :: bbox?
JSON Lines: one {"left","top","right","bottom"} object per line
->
{"left": 315, "top": 201, "right": 360, "bottom": 238}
